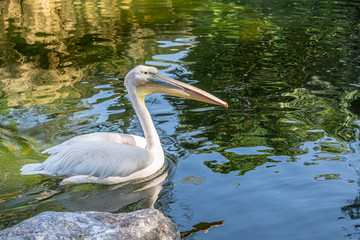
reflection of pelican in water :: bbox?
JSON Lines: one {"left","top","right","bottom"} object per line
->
{"left": 21, "top": 65, "right": 228, "bottom": 185}
{"left": 58, "top": 170, "right": 169, "bottom": 211}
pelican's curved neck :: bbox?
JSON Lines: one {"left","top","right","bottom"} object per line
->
{"left": 127, "top": 85, "right": 163, "bottom": 153}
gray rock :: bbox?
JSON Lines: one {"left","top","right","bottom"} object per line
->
{"left": 0, "top": 209, "right": 180, "bottom": 240}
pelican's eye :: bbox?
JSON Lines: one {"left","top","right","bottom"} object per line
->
{"left": 144, "top": 72, "right": 148, "bottom": 75}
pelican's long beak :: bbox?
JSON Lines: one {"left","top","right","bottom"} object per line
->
{"left": 140, "top": 73, "right": 228, "bottom": 108}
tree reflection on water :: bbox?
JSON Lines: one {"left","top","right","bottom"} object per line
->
{"left": 0, "top": 0, "right": 360, "bottom": 239}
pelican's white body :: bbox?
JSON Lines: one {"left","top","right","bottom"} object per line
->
{"left": 21, "top": 132, "right": 164, "bottom": 185}
{"left": 21, "top": 65, "right": 227, "bottom": 185}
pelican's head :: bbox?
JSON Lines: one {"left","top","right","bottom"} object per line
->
{"left": 125, "top": 65, "right": 158, "bottom": 87}
{"left": 125, "top": 65, "right": 228, "bottom": 108}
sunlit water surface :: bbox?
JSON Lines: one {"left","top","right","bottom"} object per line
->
{"left": 0, "top": 0, "right": 360, "bottom": 239}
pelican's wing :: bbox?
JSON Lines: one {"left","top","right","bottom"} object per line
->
{"left": 22, "top": 141, "right": 153, "bottom": 179}
{"left": 43, "top": 132, "right": 147, "bottom": 154}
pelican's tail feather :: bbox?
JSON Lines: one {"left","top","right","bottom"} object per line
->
{"left": 20, "top": 163, "right": 47, "bottom": 175}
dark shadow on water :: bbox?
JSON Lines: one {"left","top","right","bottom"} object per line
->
{"left": 181, "top": 220, "right": 225, "bottom": 239}
{"left": 0, "top": 169, "right": 169, "bottom": 230}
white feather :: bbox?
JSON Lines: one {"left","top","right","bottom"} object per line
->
{"left": 22, "top": 140, "right": 152, "bottom": 179}
{"left": 42, "top": 132, "right": 146, "bottom": 154}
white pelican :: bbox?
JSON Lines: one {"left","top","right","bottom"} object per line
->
{"left": 21, "top": 65, "right": 228, "bottom": 185}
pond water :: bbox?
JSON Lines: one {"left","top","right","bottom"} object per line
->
{"left": 1, "top": 0, "right": 360, "bottom": 239}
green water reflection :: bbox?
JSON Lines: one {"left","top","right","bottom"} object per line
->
{"left": 0, "top": 0, "right": 360, "bottom": 239}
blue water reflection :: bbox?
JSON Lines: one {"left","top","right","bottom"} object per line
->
{"left": 1, "top": 0, "right": 360, "bottom": 239}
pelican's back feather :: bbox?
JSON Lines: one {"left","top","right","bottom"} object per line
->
{"left": 22, "top": 140, "right": 153, "bottom": 179}
{"left": 43, "top": 132, "right": 147, "bottom": 154}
